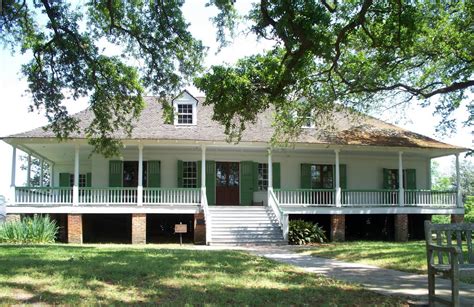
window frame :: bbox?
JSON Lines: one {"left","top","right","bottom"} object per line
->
{"left": 257, "top": 163, "right": 269, "bottom": 191}
{"left": 301, "top": 110, "right": 315, "bottom": 128}
{"left": 182, "top": 161, "right": 198, "bottom": 188}
{"left": 173, "top": 98, "right": 197, "bottom": 126}
{"left": 69, "top": 174, "right": 86, "bottom": 187}
{"left": 310, "top": 164, "right": 333, "bottom": 189}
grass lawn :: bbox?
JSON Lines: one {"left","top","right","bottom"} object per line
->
{"left": 0, "top": 244, "right": 406, "bottom": 305}
{"left": 299, "top": 241, "right": 474, "bottom": 284}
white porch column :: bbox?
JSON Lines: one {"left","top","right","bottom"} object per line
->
{"left": 40, "top": 158, "right": 44, "bottom": 187}
{"left": 10, "top": 146, "right": 16, "bottom": 204}
{"left": 201, "top": 145, "right": 206, "bottom": 188}
{"left": 268, "top": 148, "right": 273, "bottom": 189}
{"left": 137, "top": 144, "right": 144, "bottom": 206}
{"left": 26, "top": 154, "right": 31, "bottom": 187}
{"left": 427, "top": 158, "right": 432, "bottom": 190}
{"left": 335, "top": 149, "right": 341, "bottom": 207}
{"left": 398, "top": 151, "right": 404, "bottom": 206}
{"left": 455, "top": 153, "right": 462, "bottom": 208}
{"left": 73, "top": 145, "right": 80, "bottom": 206}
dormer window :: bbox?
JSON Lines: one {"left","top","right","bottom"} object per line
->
{"left": 177, "top": 103, "right": 194, "bottom": 124}
{"left": 173, "top": 90, "right": 198, "bottom": 126}
{"left": 302, "top": 112, "right": 315, "bottom": 128}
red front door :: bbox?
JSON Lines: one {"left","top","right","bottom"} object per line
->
{"left": 215, "top": 162, "right": 240, "bottom": 205}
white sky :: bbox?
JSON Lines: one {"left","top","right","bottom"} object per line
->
{"left": 0, "top": 1, "right": 472, "bottom": 198}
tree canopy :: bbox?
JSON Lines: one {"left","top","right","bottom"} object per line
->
{"left": 1, "top": 1, "right": 473, "bottom": 155}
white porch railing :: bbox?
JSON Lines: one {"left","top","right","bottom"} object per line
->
{"left": 274, "top": 189, "right": 457, "bottom": 208}
{"left": 342, "top": 189, "right": 399, "bottom": 206}
{"left": 15, "top": 187, "right": 73, "bottom": 205}
{"left": 143, "top": 188, "right": 200, "bottom": 205}
{"left": 79, "top": 187, "right": 138, "bottom": 205}
{"left": 274, "top": 189, "right": 335, "bottom": 206}
{"left": 403, "top": 190, "right": 457, "bottom": 207}
{"left": 14, "top": 187, "right": 200, "bottom": 206}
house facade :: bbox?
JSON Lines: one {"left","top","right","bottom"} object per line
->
{"left": 2, "top": 91, "right": 467, "bottom": 244}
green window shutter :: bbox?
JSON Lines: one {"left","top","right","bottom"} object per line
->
{"left": 301, "top": 164, "right": 312, "bottom": 189}
{"left": 205, "top": 160, "right": 216, "bottom": 205}
{"left": 272, "top": 162, "right": 281, "bottom": 189}
{"left": 405, "top": 169, "right": 416, "bottom": 190}
{"left": 109, "top": 161, "right": 123, "bottom": 187}
{"left": 59, "top": 173, "right": 70, "bottom": 187}
{"left": 240, "top": 161, "right": 254, "bottom": 205}
{"left": 197, "top": 161, "right": 202, "bottom": 188}
{"left": 339, "top": 164, "right": 347, "bottom": 189}
{"left": 177, "top": 160, "right": 183, "bottom": 188}
{"left": 383, "top": 168, "right": 390, "bottom": 189}
{"left": 252, "top": 162, "right": 259, "bottom": 191}
{"left": 86, "top": 172, "right": 92, "bottom": 187}
{"left": 148, "top": 161, "right": 161, "bottom": 187}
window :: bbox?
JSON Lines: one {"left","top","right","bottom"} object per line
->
{"left": 69, "top": 174, "right": 86, "bottom": 187}
{"left": 258, "top": 163, "right": 268, "bottom": 191}
{"left": 177, "top": 103, "right": 194, "bottom": 124}
{"left": 385, "top": 169, "right": 415, "bottom": 189}
{"left": 310, "top": 164, "right": 333, "bottom": 189}
{"left": 301, "top": 111, "right": 314, "bottom": 128}
{"left": 183, "top": 161, "right": 197, "bottom": 188}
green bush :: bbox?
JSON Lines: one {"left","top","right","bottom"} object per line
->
{"left": 432, "top": 215, "right": 450, "bottom": 224}
{"left": 289, "top": 220, "right": 327, "bottom": 245}
{"left": 464, "top": 196, "right": 474, "bottom": 223}
{"left": 0, "top": 215, "right": 58, "bottom": 244}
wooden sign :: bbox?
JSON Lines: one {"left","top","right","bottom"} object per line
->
{"left": 175, "top": 224, "right": 187, "bottom": 234}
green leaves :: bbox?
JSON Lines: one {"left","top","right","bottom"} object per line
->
{"left": 200, "top": 0, "right": 473, "bottom": 140}
{"left": 288, "top": 219, "right": 327, "bottom": 245}
{"left": 2, "top": 1, "right": 473, "bottom": 153}
{"left": 1, "top": 0, "right": 204, "bottom": 156}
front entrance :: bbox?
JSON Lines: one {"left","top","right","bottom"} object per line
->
{"left": 216, "top": 162, "right": 240, "bottom": 205}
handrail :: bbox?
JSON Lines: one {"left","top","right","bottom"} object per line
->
{"left": 201, "top": 187, "right": 212, "bottom": 244}
{"left": 268, "top": 187, "right": 282, "bottom": 226}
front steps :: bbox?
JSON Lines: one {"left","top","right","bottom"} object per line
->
{"left": 208, "top": 206, "right": 286, "bottom": 245}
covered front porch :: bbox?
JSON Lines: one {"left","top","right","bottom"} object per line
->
{"left": 6, "top": 140, "right": 464, "bottom": 211}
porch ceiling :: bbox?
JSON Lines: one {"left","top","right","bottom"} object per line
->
{"left": 5, "top": 139, "right": 462, "bottom": 163}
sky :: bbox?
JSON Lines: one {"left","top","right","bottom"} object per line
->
{"left": 0, "top": 1, "right": 472, "bottom": 199}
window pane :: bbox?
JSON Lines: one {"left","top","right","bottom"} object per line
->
{"left": 177, "top": 104, "right": 194, "bottom": 124}
{"left": 228, "top": 163, "right": 239, "bottom": 187}
{"left": 310, "top": 164, "right": 333, "bottom": 189}
{"left": 183, "top": 161, "right": 197, "bottom": 188}
{"left": 258, "top": 163, "right": 268, "bottom": 191}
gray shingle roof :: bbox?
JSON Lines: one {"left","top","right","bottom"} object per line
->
{"left": 4, "top": 96, "right": 466, "bottom": 150}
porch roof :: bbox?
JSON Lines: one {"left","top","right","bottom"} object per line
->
{"left": 3, "top": 96, "right": 468, "bottom": 152}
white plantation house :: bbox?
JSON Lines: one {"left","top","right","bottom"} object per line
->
{"left": 1, "top": 90, "right": 468, "bottom": 244}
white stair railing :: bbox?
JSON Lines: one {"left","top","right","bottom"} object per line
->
{"left": 268, "top": 187, "right": 287, "bottom": 241}
{"left": 201, "top": 187, "right": 212, "bottom": 245}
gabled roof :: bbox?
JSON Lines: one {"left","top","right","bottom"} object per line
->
{"left": 171, "top": 90, "right": 198, "bottom": 104}
{"left": 3, "top": 96, "right": 468, "bottom": 151}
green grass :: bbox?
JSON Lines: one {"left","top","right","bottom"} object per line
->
{"left": 0, "top": 244, "right": 406, "bottom": 305}
{"left": 299, "top": 241, "right": 473, "bottom": 284}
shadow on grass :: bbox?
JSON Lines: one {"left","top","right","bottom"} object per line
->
{"left": 0, "top": 244, "right": 404, "bottom": 305}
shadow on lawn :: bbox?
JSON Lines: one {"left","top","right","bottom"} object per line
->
{"left": 0, "top": 245, "right": 403, "bottom": 305}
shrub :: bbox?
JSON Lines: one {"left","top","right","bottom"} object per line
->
{"left": 432, "top": 215, "right": 450, "bottom": 224}
{"left": 0, "top": 215, "right": 58, "bottom": 244}
{"left": 289, "top": 220, "right": 327, "bottom": 245}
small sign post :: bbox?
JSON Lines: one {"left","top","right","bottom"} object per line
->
{"left": 175, "top": 222, "right": 187, "bottom": 246}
